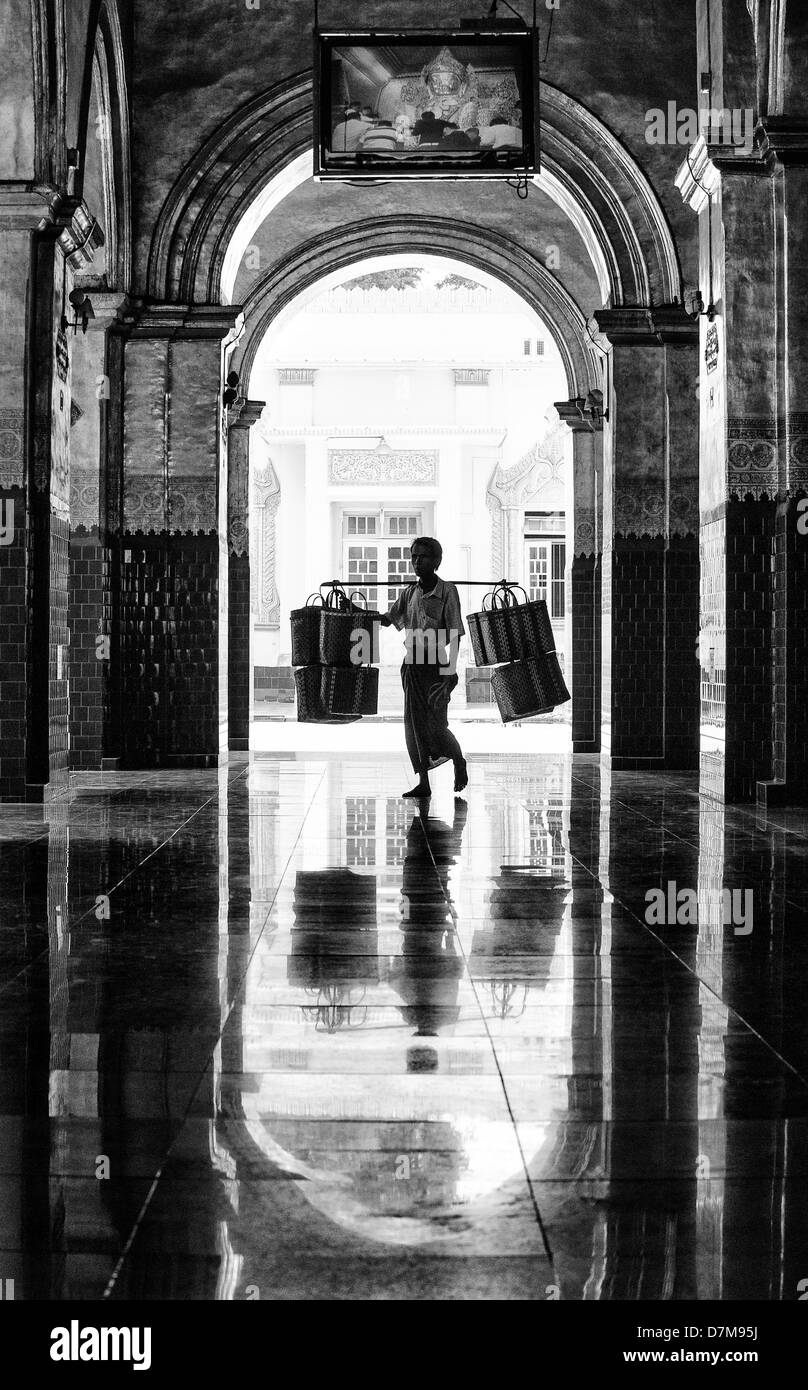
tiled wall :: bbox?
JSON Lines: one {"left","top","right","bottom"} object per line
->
{"left": 228, "top": 553, "right": 251, "bottom": 741}
{"left": 571, "top": 554, "right": 600, "bottom": 752}
{"left": 772, "top": 496, "right": 808, "bottom": 787}
{"left": 664, "top": 537, "right": 700, "bottom": 768}
{"left": 700, "top": 502, "right": 776, "bottom": 801}
{"left": 606, "top": 540, "right": 666, "bottom": 765}
{"left": 118, "top": 534, "right": 220, "bottom": 767}
{"left": 68, "top": 531, "right": 108, "bottom": 769}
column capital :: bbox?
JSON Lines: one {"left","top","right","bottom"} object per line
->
{"left": 228, "top": 398, "right": 266, "bottom": 430}
{"left": 0, "top": 181, "right": 62, "bottom": 231}
{"left": 555, "top": 399, "right": 596, "bottom": 433}
{"left": 118, "top": 302, "right": 244, "bottom": 342}
{"left": 757, "top": 117, "right": 808, "bottom": 166}
{"left": 592, "top": 304, "right": 698, "bottom": 346}
{"left": 78, "top": 291, "right": 131, "bottom": 332}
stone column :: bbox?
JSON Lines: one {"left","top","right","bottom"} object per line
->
{"left": 67, "top": 293, "right": 128, "bottom": 770}
{"left": 556, "top": 402, "right": 603, "bottom": 754}
{"left": 592, "top": 307, "right": 700, "bottom": 771}
{"left": 763, "top": 124, "right": 808, "bottom": 804}
{"left": 677, "top": 130, "right": 804, "bottom": 802}
{"left": 0, "top": 189, "right": 103, "bottom": 801}
{"left": 227, "top": 399, "right": 265, "bottom": 752}
{"left": 114, "top": 304, "right": 242, "bottom": 768}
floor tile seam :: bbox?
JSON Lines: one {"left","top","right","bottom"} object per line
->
{"left": 412, "top": 813, "right": 557, "bottom": 1270}
{"left": 562, "top": 846, "right": 808, "bottom": 1093}
{"left": 0, "top": 769, "right": 253, "bottom": 1004}
{"left": 100, "top": 764, "right": 329, "bottom": 1300}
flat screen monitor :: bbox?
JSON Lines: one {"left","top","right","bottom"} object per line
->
{"left": 314, "top": 29, "right": 538, "bottom": 180}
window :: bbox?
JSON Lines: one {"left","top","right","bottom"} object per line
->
{"left": 343, "top": 510, "right": 423, "bottom": 608}
{"left": 523, "top": 339, "right": 531, "bottom": 356}
{"left": 524, "top": 513, "right": 566, "bottom": 620}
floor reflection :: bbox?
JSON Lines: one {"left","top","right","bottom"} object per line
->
{"left": 1, "top": 758, "right": 807, "bottom": 1300}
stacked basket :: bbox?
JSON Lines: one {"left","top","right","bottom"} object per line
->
{"left": 290, "top": 582, "right": 381, "bottom": 723}
{"left": 466, "top": 581, "right": 570, "bottom": 723}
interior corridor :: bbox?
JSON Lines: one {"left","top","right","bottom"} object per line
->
{"left": 3, "top": 755, "right": 806, "bottom": 1301}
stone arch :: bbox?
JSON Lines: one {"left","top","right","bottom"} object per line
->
{"left": 74, "top": 0, "right": 132, "bottom": 289}
{"left": 147, "top": 76, "right": 683, "bottom": 310}
{"left": 231, "top": 218, "right": 600, "bottom": 401}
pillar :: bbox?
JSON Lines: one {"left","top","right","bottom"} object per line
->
{"left": 67, "top": 293, "right": 128, "bottom": 769}
{"left": 591, "top": 307, "right": 700, "bottom": 771}
{"left": 0, "top": 189, "right": 102, "bottom": 801}
{"left": 556, "top": 402, "right": 603, "bottom": 754}
{"left": 227, "top": 399, "right": 265, "bottom": 752}
{"left": 677, "top": 122, "right": 808, "bottom": 802}
{"left": 113, "top": 304, "right": 242, "bottom": 768}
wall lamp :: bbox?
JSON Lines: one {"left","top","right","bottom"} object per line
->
{"left": 584, "top": 388, "right": 608, "bottom": 423}
{"left": 62, "top": 288, "right": 95, "bottom": 335}
{"left": 685, "top": 289, "right": 717, "bottom": 322}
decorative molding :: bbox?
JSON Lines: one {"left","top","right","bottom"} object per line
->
{"left": 123, "top": 473, "right": 217, "bottom": 533}
{"left": 328, "top": 448, "right": 438, "bottom": 485}
{"left": 592, "top": 304, "right": 699, "bottom": 345}
{"left": 787, "top": 411, "right": 808, "bottom": 491}
{"left": 454, "top": 369, "right": 490, "bottom": 386}
{"left": 278, "top": 368, "right": 316, "bottom": 385}
{"left": 574, "top": 507, "right": 596, "bottom": 557}
{"left": 253, "top": 461, "right": 281, "bottom": 625}
{"left": 57, "top": 199, "right": 105, "bottom": 272}
{"left": 70, "top": 470, "right": 100, "bottom": 531}
{"left": 727, "top": 416, "right": 778, "bottom": 499}
{"left": 0, "top": 409, "right": 25, "bottom": 488}
{"left": 669, "top": 488, "right": 699, "bottom": 538}
{"left": 614, "top": 483, "right": 666, "bottom": 538}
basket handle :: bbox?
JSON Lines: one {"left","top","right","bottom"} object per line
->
{"left": 305, "top": 592, "right": 325, "bottom": 607}
{"left": 323, "top": 581, "right": 350, "bottom": 611}
{"left": 492, "top": 581, "right": 529, "bottom": 609}
{"left": 349, "top": 589, "right": 368, "bottom": 610}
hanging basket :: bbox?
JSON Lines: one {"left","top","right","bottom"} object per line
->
{"left": 491, "top": 653, "right": 570, "bottom": 724}
{"left": 467, "top": 582, "right": 555, "bottom": 667}
{"left": 320, "top": 664, "right": 379, "bottom": 716}
{"left": 294, "top": 665, "right": 361, "bottom": 724}
{"left": 290, "top": 592, "right": 325, "bottom": 667}
{"left": 318, "top": 588, "right": 381, "bottom": 667}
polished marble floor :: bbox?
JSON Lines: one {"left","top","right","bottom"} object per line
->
{"left": 1, "top": 753, "right": 807, "bottom": 1300}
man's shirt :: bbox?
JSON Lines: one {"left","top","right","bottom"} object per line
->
{"left": 331, "top": 118, "right": 366, "bottom": 151}
{"left": 387, "top": 577, "right": 465, "bottom": 672}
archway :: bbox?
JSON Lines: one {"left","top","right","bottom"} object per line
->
{"left": 240, "top": 250, "right": 575, "bottom": 755}
{"left": 143, "top": 69, "right": 695, "bottom": 769}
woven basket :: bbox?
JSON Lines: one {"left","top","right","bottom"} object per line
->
{"left": 290, "top": 593, "right": 324, "bottom": 667}
{"left": 468, "top": 583, "right": 555, "bottom": 666}
{"left": 295, "top": 665, "right": 360, "bottom": 724}
{"left": 320, "top": 664, "right": 379, "bottom": 716}
{"left": 318, "top": 605, "right": 381, "bottom": 666}
{"left": 491, "top": 653, "right": 570, "bottom": 723}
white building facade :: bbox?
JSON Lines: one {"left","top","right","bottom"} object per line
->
{"left": 248, "top": 267, "right": 572, "bottom": 715}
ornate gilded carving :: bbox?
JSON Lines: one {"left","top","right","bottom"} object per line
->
{"left": 727, "top": 416, "right": 778, "bottom": 499}
{"left": 253, "top": 461, "right": 281, "bottom": 626}
{"left": 123, "top": 474, "right": 217, "bottom": 533}
{"left": 328, "top": 449, "right": 438, "bottom": 485}
{"left": 614, "top": 483, "right": 665, "bottom": 538}
{"left": 0, "top": 409, "right": 25, "bottom": 489}
{"left": 70, "top": 469, "right": 100, "bottom": 531}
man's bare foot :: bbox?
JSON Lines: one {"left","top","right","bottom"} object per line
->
{"left": 403, "top": 782, "right": 431, "bottom": 798}
{"left": 453, "top": 759, "right": 468, "bottom": 793}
